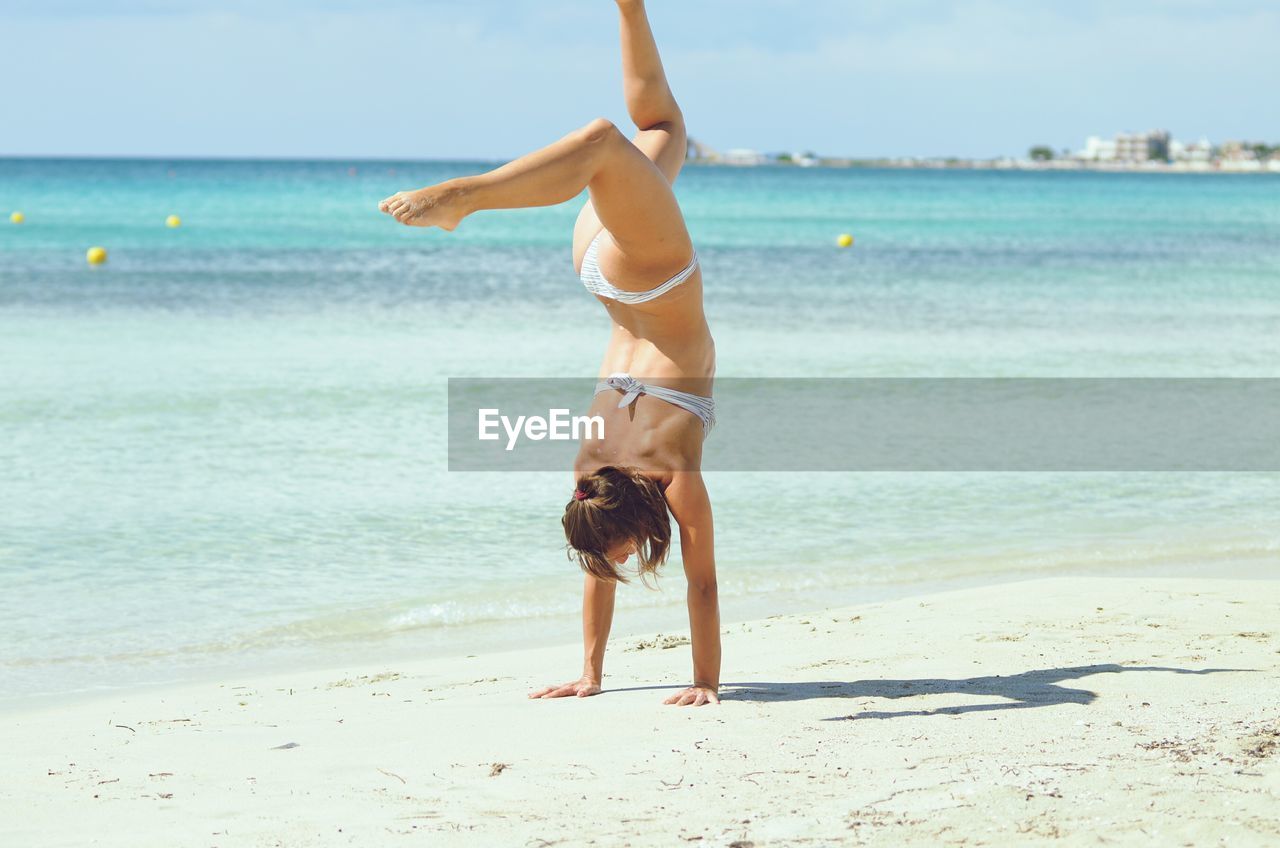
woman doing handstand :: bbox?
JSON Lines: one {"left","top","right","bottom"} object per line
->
{"left": 379, "top": 0, "right": 719, "bottom": 708}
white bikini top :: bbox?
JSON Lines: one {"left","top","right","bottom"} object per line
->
{"left": 579, "top": 231, "right": 699, "bottom": 304}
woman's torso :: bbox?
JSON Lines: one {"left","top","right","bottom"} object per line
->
{"left": 571, "top": 227, "right": 715, "bottom": 480}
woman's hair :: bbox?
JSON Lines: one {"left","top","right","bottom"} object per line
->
{"left": 562, "top": 465, "right": 671, "bottom": 584}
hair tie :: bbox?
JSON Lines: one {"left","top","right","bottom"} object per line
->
{"left": 572, "top": 489, "right": 588, "bottom": 501}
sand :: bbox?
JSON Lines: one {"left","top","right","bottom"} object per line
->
{"left": 4, "top": 576, "right": 1278, "bottom": 847}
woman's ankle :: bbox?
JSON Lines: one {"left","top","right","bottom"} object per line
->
{"left": 441, "top": 178, "right": 477, "bottom": 218}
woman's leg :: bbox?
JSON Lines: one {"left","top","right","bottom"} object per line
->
{"left": 380, "top": 118, "right": 691, "bottom": 269}
{"left": 381, "top": 1, "right": 692, "bottom": 272}
{"left": 570, "top": 0, "right": 688, "bottom": 248}
{"left": 617, "top": 0, "right": 687, "bottom": 184}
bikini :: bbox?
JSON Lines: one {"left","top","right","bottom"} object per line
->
{"left": 580, "top": 231, "right": 700, "bottom": 305}
{"left": 594, "top": 373, "right": 716, "bottom": 437}
{"left": 580, "top": 231, "right": 716, "bottom": 436}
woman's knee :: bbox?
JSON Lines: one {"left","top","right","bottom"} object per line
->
{"left": 577, "top": 117, "right": 624, "bottom": 150}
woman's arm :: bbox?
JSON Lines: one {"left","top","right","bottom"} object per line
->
{"left": 662, "top": 470, "right": 721, "bottom": 706}
{"left": 529, "top": 574, "right": 616, "bottom": 700}
{"left": 581, "top": 573, "right": 617, "bottom": 684}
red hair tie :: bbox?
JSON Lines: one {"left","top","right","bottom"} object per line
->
{"left": 572, "top": 489, "right": 588, "bottom": 501}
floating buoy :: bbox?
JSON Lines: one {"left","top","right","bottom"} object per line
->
{"left": 9, "top": 211, "right": 23, "bottom": 224}
{"left": 86, "top": 246, "right": 108, "bottom": 266}
{"left": 837, "top": 233, "right": 854, "bottom": 249}
{"left": 166, "top": 214, "right": 182, "bottom": 228}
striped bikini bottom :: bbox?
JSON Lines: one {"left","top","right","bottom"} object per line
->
{"left": 594, "top": 372, "right": 715, "bottom": 437}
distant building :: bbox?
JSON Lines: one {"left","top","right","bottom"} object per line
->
{"left": 723, "top": 148, "right": 767, "bottom": 167}
{"left": 1218, "top": 140, "right": 1257, "bottom": 161}
{"left": 1080, "top": 130, "right": 1170, "bottom": 162}
{"left": 1115, "top": 133, "right": 1146, "bottom": 161}
{"left": 1081, "top": 136, "right": 1118, "bottom": 161}
{"left": 686, "top": 138, "right": 771, "bottom": 166}
{"left": 1121, "top": 130, "right": 1169, "bottom": 162}
{"left": 1218, "top": 141, "right": 1268, "bottom": 171}
{"left": 1170, "top": 138, "right": 1213, "bottom": 163}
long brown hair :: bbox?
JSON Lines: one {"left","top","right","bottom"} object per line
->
{"left": 562, "top": 465, "right": 671, "bottom": 584}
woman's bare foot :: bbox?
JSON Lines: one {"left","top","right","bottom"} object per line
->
{"left": 378, "top": 181, "right": 470, "bottom": 230}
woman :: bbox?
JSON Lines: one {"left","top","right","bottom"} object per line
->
{"left": 379, "top": 0, "right": 719, "bottom": 708}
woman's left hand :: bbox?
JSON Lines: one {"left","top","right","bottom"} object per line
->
{"left": 663, "top": 685, "right": 720, "bottom": 706}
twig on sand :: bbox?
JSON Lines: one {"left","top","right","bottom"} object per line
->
{"left": 741, "top": 771, "right": 765, "bottom": 786}
{"left": 867, "top": 779, "right": 960, "bottom": 807}
{"left": 378, "top": 767, "right": 407, "bottom": 784}
{"left": 114, "top": 725, "right": 136, "bottom": 733}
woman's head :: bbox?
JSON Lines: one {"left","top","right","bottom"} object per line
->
{"left": 562, "top": 465, "right": 671, "bottom": 583}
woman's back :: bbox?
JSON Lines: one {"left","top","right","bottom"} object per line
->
{"left": 573, "top": 227, "right": 715, "bottom": 382}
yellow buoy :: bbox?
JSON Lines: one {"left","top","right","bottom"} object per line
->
{"left": 86, "top": 246, "right": 108, "bottom": 266}
{"left": 9, "top": 211, "right": 24, "bottom": 224}
{"left": 166, "top": 214, "right": 182, "bottom": 228}
{"left": 837, "top": 233, "right": 854, "bottom": 248}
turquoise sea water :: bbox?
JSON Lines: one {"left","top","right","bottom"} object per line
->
{"left": 2, "top": 159, "right": 1278, "bottom": 709}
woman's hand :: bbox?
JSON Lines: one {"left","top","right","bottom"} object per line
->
{"left": 663, "top": 685, "right": 720, "bottom": 706}
{"left": 528, "top": 676, "right": 602, "bottom": 699}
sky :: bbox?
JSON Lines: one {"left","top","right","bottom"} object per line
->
{"left": 3, "top": 0, "right": 1278, "bottom": 160}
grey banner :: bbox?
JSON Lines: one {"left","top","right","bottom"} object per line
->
{"left": 447, "top": 378, "right": 1280, "bottom": 471}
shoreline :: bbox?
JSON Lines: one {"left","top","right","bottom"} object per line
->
{"left": 5, "top": 575, "right": 1277, "bottom": 845}
{"left": 6, "top": 550, "right": 1277, "bottom": 718}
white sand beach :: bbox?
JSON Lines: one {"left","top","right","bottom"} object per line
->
{"left": 5, "top": 576, "right": 1278, "bottom": 847}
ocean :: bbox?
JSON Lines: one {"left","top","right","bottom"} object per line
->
{"left": 1, "top": 158, "right": 1277, "bottom": 710}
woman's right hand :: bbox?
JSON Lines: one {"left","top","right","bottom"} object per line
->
{"left": 528, "top": 677, "right": 602, "bottom": 699}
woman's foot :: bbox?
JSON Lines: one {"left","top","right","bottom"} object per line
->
{"left": 378, "top": 181, "right": 470, "bottom": 230}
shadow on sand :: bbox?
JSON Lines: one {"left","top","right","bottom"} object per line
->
{"left": 717, "top": 664, "right": 1249, "bottom": 720}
